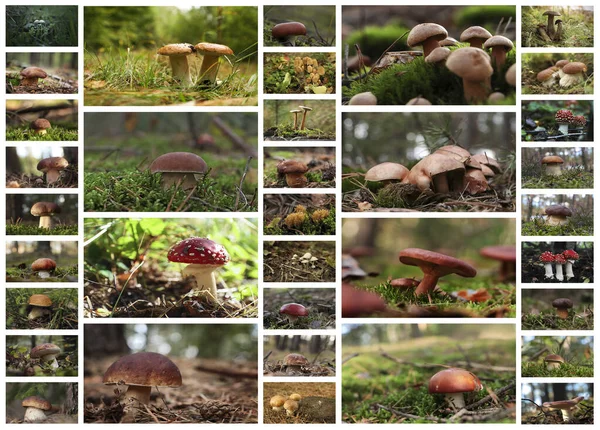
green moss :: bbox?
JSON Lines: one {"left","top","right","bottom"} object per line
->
{"left": 521, "top": 217, "right": 593, "bottom": 237}
{"left": 522, "top": 361, "right": 593, "bottom": 378}
{"left": 521, "top": 310, "right": 593, "bottom": 330}
{"left": 265, "top": 124, "right": 335, "bottom": 140}
{"left": 7, "top": 225, "right": 78, "bottom": 236}
{"left": 454, "top": 6, "right": 516, "bottom": 29}
{"left": 6, "top": 126, "right": 78, "bottom": 141}
{"left": 345, "top": 23, "right": 410, "bottom": 60}
{"left": 522, "top": 170, "right": 594, "bottom": 189}
{"left": 264, "top": 207, "right": 336, "bottom": 235}
{"left": 6, "top": 264, "right": 78, "bottom": 283}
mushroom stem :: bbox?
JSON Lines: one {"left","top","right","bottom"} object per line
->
{"left": 499, "top": 261, "right": 516, "bottom": 282}
{"left": 292, "top": 112, "right": 299, "bottom": 130}
{"left": 33, "top": 128, "right": 47, "bottom": 135}
{"left": 182, "top": 264, "right": 220, "bottom": 302}
{"left": 444, "top": 393, "right": 466, "bottom": 409}
{"left": 562, "top": 408, "right": 576, "bottom": 422}
{"left": 547, "top": 215, "right": 568, "bottom": 226}
{"left": 159, "top": 172, "right": 199, "bottom": 190}
{"left": 543, "top": 263, "right": 554, "bottom": 279}
{"left": 557, "top": 123, "right": 570, "bottom": 135}
{"left": 414, "top": 272, "right": 440, "bottom": 296}
{"left": 37, "top": 271, "right": 51, "bottom": 279}
{"left": 461, "top": 77, "right": 491, "bottom": 103}
{"left": 547, "top": 361, "right": 561, "bottom": 370}
{"left": 422, "top": 39, "right": 442, "bottom": 57}
{"left": 565, "top": 261, "right": 575, "bottom": 280}
{"left": 285, "top": 314, "right": 299, "bottom": 325}
{"left": 556, "top": 308, "right": 569, "bottom": 319}
{"left": 45, "top": 169, "right": 61, "bottom": 184}
{"left": 43, "top": 355, "right": 59, "bottom": 369}
{"left": 39, "top": 215, "right": 52, "bottom": 229}
{"left": 300, "top": 111, "right": 310, "bottom": 130}
{"left": 199, "top": 54, "right": 220, "bottom": 84}
{"left": 24, "top": 407, "right": 47, "bottom": 423}
{"left": 168, "top": 56, "right": 192, "bottom": 86}
{"left": 285, "top": 173, "right": 308, "bottom": 188}
{"left": 545, "top": 164, "right": 562, "bottom": 176}
{"left": 124, "top": 385, "right": 152, "bottom": 405}
{"left": 432, "top": 174, "right": 450, "bottom": 193}
{"left": 28, "top": 307, "right": 50, "bottom": 320}
{"left": 555, "top": 263, "right": 564, "bottom": 281}
{"left": 490, "top": 48, "right": 507, "bottom": 69}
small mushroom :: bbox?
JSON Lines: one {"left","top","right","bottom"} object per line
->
{"left": 284, "top": 399, "right": 299, "bottom": 416}
{"left": 364, "top": 162, "right": 409, "bottom": 184}
{"left": 299, "top": 105, "right": 313, "bottom": 130}
{"left": 542, "top": 396, "right": 584, "bottom": 422}
{"left": 479, "top": 245, "right": 516, "bottom": 282}
{"left": 22, "top": 396, "right": 52, "bottom": 422}
{"left": 555, "top": 59, "right": 570, "bottom": 78}
{"left": 20, "top": 67, "right": 47, "bottom": 86}
{"left": 541, "top": 155, "right": 564, "bottom": 176}
{"left": 487, "top": 92, "right": 505, "bottom": 103}
{"left": 28, "top": 294, "right": 52, "bottom": 320}
{"left": 554, "top": 20, "right": 564, "bottom": 41}
{"left": 277, "top": 160, "right": 309, "bottom": 188}
{"left": 555, "top": 109, "right": 573, "bottom": 135}
{"left": 407, "top": 23, "right": 448, "bottom": 57}
{"left": 390, "top": 278, "right": 420, "bottom": 288}
{"left": 157, "top": 43, "right": 194, "bottom": 86}
{"left": 7, "top": 181, "right": 20, "bottom": 188}
{"left": 167, "top": 237, "right": 230, "bottom": 302}
{"left": 37, "top": 156, "right": 68, "bottom": 184}
{"left": 542, "top": 11, "right": 561, "bottom": 39}
{"left": 544, "top": 354, "right": 565, "bottom": 370}
{"left": 428, "top": 368, "right": 483, "bottom": 409}
{"left": 571, "top": 115, "right": 587, "bottom": 129}
{"left": 195, "top": 42, "right": 234, "bottom": 84}
{"left": 505, "top": 64, "right": 516, "bottom": 86}
{"left": 402, "top": 153, "right": 465, "bottom": 194}
{"left": 290, "top": 109, "right": 302, "bottom": 129}
{"left": 31, "top": 118, "right": 51, "bottom": 135}
{"left": 545, "top": 205, "right": 572, "bottom": 226}
{"left": 30, "top": 343, "right": 61, "bottom": 369}
{"left": 149, "top": 152, "right": 208, "bottom": 190}
{"left": 289, "top": 393, "right": 302, "bottom": 401}
{"left": 560, "top": 62, "right": 587, "bottom": 88}
{"left": 460, "top": 26, "right": 492, "bottom": 48}
{"left": 406, "top": 96, "right": 432, "bottom": 105}
{"left": 537, "top": 67, "right": 558, "bottom": 88}
{"left": 279, "top": 303, "right": 309, "bottom": 324}
{"left": 439, "top": 37, "right": 459, "bottom": 47}
{"left": 271, "top": 22, "right": 307, "bottom": 46}
{"left": 446, "top": 48, "right": 493, "bottom": 103}
{"left": 552, "top": 298, "right": 573, "bottom": 319}
{"left": 539, "top": 252, "right": 555, "bottom": 279}
{"left": 30, "top": 201, "right": 61, "bottom": 229}
{"left": 425, "top": 47, "right": 450, "bottom": 65}
{"left": 398, "top": 248, "right": 477, "bottom": 296}
{"left": 270, "top": 395, "right": 286, "bottom": 411}
{"left": 31, "top": 258, "right": 56, "bottom": 279}
{"left": 348, "top": 91, "right": 377, "bottom": 105}
{"left": 554, "top": 253, "right": 566, "bottom": 281}
{"left": 562, "top": 249, "right": 579, "bottom": 280}
{"left": 483, "top": 35, "right": 513, "bottom": 69}
{"left": 283, "top": 353, "right": 309, "bottom": 373}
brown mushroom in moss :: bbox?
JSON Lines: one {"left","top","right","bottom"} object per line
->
{"left": 541, "top": 155, "right": 565, "bottom": 176}
{"left": 30, "top": 343, "right": 61, "bottom": 369}
{"left": 30, "top": 201, "right": 61, "bottom": 229}
{"left": 31, "top": 258, "right": 57, "bottom": 279}
{"left": 277, "top": 160, "right": 309, "bottom": 188}
{"left": 407, "top": 23, "right": 448, "bottom": 57}
{"left": 544, "top": 354, "right": 565, "bottom": 370}
{"left": 31, "top": 118, "right": 51, "bottom": 135}
{"left": 545, "top": 205, "right": 572, "bottom": 226}
{"left": 37, "top": 156, "right": 68, "bottom": 184}
{"left": 483, "top": 35, "right": 513, "bottom": 69}
{"left": 552, "top": 298, "right": 573, "bottom": 319}
{"left": 460, "top": 26, "right": 492, "bottom": 48}
{"left": 21, "top": 67, "right": 47, "bottom": 86}
{"left": 28, "top": 294, "right": 52, "bottom": 320}
{"left": 149, "top": 152, "right": 208, "bottom": 190}
{"left": 480, "top": 245, "right": 516, "bottom": 282}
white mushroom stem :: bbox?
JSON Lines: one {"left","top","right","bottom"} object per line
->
{"left": 543, "top": 263, "right": 554, "bottom": 279}
{"left": 24, "top": 407, "right": 47, "bottom": 423}
{"left": 286, "top": 408, "right": 296, "bottom": 416}
{"left": 46, "top": 169, "right": 61, "bottom": 184}
{"left": 560, "top": 73, "right": 584, "bottom": 88}
{"left": 159, "top": 172, "right": 200, "bottom": 190}
{"left": 547, "top": 215, "right": 568, "bottom": 226}
{"left": 272, "top": 406, "right": 283, "bottom": 412}
{"left": 444, "top": 393, "right": 466, "bottom": 409}
{"left": 28, "top": 307, "right": 50, "bottom": 320}
{"left": 38, "top": 215, "right": 52, "bottom": 229}
{"left": 547, "top": 362, "right": 561, "bottom": 370}
{"left": 561, "top": 408, "right": 576, "bottom": 422}
{"left": 557, "top": 123, "right": 570, "bottom": 135}
{"left": 41, "top": 354, "right": 59, "bottom": 369}
{"left": 199, "top": 54, "right": 221, "bottom": 83}
{"left": 565, "top": 261, "right": 575, "bottom": 280}
{"left": 182, "top": 264, "right": 220, "bottom": 302}
{"left": 125, "top": 385, "right": 152, "bottom": 406}
{"left": 284, "top": 314, "right": 299, "bottom": 324}
{"left": 33, "top": 129, "right": 47, "bottom": 136}
{"left": 168, "top": 56, "right": 192, "bottom": 86}
{"left": 545, "top": 164, "right": 562, "bottom": 176}
{"left": 37, "top": 271, "right": 51, "bottom": 279}
{"left": 555, "top": 263, "right": 564, "bottom": 281}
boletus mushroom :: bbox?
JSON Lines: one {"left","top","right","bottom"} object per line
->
{"left": 157, "top": 43, "right": 194, "bottom": 86}
{"left": 402, "top": 153, "right": 465, "bottom": 194}
{"left": 22, "top": 396, "right": 52, "bottom": 422}
{"left": 544, "top": 354, "right": 565, "bottom": 370}
{"left": 30, "top": 343, "right": 61, "bottom": 369}
{"left": 543, "top": 396, "right": 585, "bottom": 422}
{"left": 195, "top": 42, "right": 234, "bottom": 84}
{"left": 545, "top": 204, "right": 572, "bottom": 226}
{"left": 31, "top": 118, "right": 51, "bottom": 135}
{"left": 541, "top": 155, "right": 564, "bottom": 176}
{"left": 277, "top": 160, "right": 309, "bottom": 188}
{"left": 271, "top": 22, "right": 307, "bottom": 46}
{"left": 446, "top": 47, "right": 493, "bottom": 103}
{"left": 28, "top": 294, "right": 52, "bottom": 320}
{"left": 37, "top": 156, "right": 68, "bottom": 184}
{"left": 552, "top": 298, "right": 573, "bottom": 319}
{"left": 21, "top": 67, "right": 47, "bottom": 86}
{"left": 428, "top": 368, "right": 483, "bottom": 409}
{"left": 149, "top": 152, "right": 208, "bottom": 190}
{"left": 30, "top": 201, "right": 61, "bottom": 229}
{"left": 407, "top": 23, "right": 448, "bottom": 57}
{"left": 283, "top": 353, "right": 309, "bottom": 373}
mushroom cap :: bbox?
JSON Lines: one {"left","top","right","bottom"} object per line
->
{"left": 541, "top": 155, "right": 564, "bottom": 165}
{"left": 428, "top": 368, "right": 483, "bottom": 394}
{"left": 28, "top": 294, "right": 52, "bottom": 307}
{"left": 425, "top": 47, "right": 451, "bottom": 64}
{"left": 272, "top": 22, "right": 307, "bottom": 38}
{"left": 505, "top": 64, "right": 517, "bottom": 86}
{"left": 545, "top": 204, "right": 572, "bottom": 217}
{"left": 446, "top": 47, "right": 493, "bottom": 81}
{"left": 22, "top": 396, "right": 51, "bottom": 410}
{"left": 460, "top": 26, "right": 492, "bottom": 44}
{"left": 571, "top": 115, "right": 587, "bottom": 127}
{"left": 539, "top": 251, "right": 556, "bottom": 263}
{"left": 418, "top": 152, "right": 467, "bottom": 177}
{"left": 555, "top": 60, "right": 570, "bottom": 69}
{"left": 406, "top": 97, "right": 432, "bottom": 105}
{"left": 31, "top": 343, "right": 61, "bottom": 358}
{"left": 480, "top": 245, "right": 516, "bottom": 263}
{"left": 555, "top": 253, "right": 567, "bottom": 264}
{"left": 37, "top": 157, "right": 68, "bottom": 173}
{"left": 562, "top": 249, "right": 579, "bottom": 260}
{"left": 31, "top": 258, "right": 57, "bottom": 272}
{"left": 31, "top": 202, "right": 61, "bottom": 217}
{"left": 399, "top": 248, "right": 477, "bottom": 278}
{"left": 407, "top": 23, "right": 448, "bottom": 47}
{"left": 289, "top": 109, "right": 302, "bottom": 113}
{"left": 365, "top": 162, "right": 409, "bottom": 182}
{"left": 348, "top": 91, "right": 377, "bottom": 105}
{"left": 299, "top": 105, "right": 313, "bottom": 112}
{"left": 167, "top": 237, "right": 230, "bottom": 266}
{"left": 21, "top": 67, "right": 48, "bottom": 79}
{"left": 552, "top": 298, "right": 574, "bottom": 309}
{"left": 195, "top": 42, "right": 233, "bottom": 56}
{"left": 279, "top": 303, "right": 308, "bottom": 316}
{"left": 435, "top": 145, "right": 479, "bottom": 168}
{"left": 544, "top": 354, "right": 565, "bottom": 364}
{"left": 483, "top": 35, "right": 514, "bottom": 52}
{"left": 284, "top": 399, "right": 299, "bottom": 412}
{"left": 157, "top": 43, "right": 194, "bottom": 56}
{"left": 537, "top": 67, "right": 557, "bottom": 82}
{"left": 284, "top": 353, "right": 309, "bottom": 367}
{"left": 563, "top": 62, "right": 587, "bottom": 74}
{"left": 270, "top": 395, "right": 286, "bottom": 408}
{"left": 471, "top": 154, "right": 502, "bottom": 173}
{"left": 390, "top": 278, "right": 420, "bottom": 288}
{"left": 31, "top": 118, "right": 51, "bottom": 130}
{"left": 555, "top": 109, "right": 573, "bottom": 123}
{"left": 289, "top": 393, "right": 302, "bottom": 401}
{"left": 543, "top": 11, "right": 561, "bottom": 17}
{"left": 103, "top": 352, "right": 182, "bottom": 387}
{"left": 277, "top": 160, "right": 308, "bottom": 174}
{"left": 543, "top": 397, "right": 584, "bottom": 410}
{"left": 439, "top": 37, "right": 459, "bottom": 47}
{"left": 149, "top": 152, "right": 208, "bottom": 175}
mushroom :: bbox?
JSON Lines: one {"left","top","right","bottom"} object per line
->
{"left": 22, "top": 396, "right": 51, "bottom": 422}
{"left": 103, "top": 352, "right": 182, "bottom": 419}
{"left": 7, "top": 181, "right": 20, "bottom": 188}
{"left": 30, "top": 343, "right": 61, "bottom": 369}
{"left": 505, "top": 64, "right": 516, "bottom": 86}
{"left": 555, "top": 109, "right": 573, "bottom": 135}
{"left": 407, "top": 23, "right": 448, "bottom": 57}
{"left": 542, "top": 11, "right": 561, "bottom": 39}
{"left": 537, "top": 67, "right": 558, "bottom": 88}
{"left": 290, "top": 109, "right": 302, "bottom": 129}
{"left": 342, "top": 282, "right": 386, "bottom": 317}
{"left": 562, "top": 249, "right": 579, "bottom": 280}
{"left": 479, "top": 245, "right": 516, "bottom": 282}
{"left": 271, "top": 22, "right": 307, "bottom": 46}
{"left": 167, "top": 237, "right": 230, "bottom": 302}
{"left": 428, "top": 368, "right": 483, "bottom": 409}
{"left": 560, "top": 62, "right": 587, "bottom": 88}
{"left": 406, "top": 97, "right": 432, "bottom": 105}
{"left": 398, "top": 248, "right": 477, "bottom": 296}
{"left": 544, "top": 354, "right": 565, "bottom": 370}
{"left": 554, "top": 20, "right": 564, "bottom": 41}
{"left": 283, "top": 399, "right": 299, "bottom": 416}
{"left": 27, "top": 294, "right": 52, "bottom": 320}
{"left": 270, "top": 395, "right": 286, "bottom": 411}
{"left": 279, "top": 303, "right": 308, "bottom": 324}
{"left": 552, "top": 298, "right": 573, "bottom": 319}
{"left": 20, "top": 67, "right": 47, "bottom": 86}
{"left": 435, "top": 145, "right": 488, "bottom": 194}
{"left": 277, "top": 160, "right": 309, "bottom": 188}
{"left": 539, "top": 252, "right": 555, "bottom": 279}
{"left": 390, "top": 278, "right": 420, "bottom": 288}
{"left": 571, "top": 115, "right": 587, "bottom": 130}
{"left": 460, "top": 26, "right": 492, "bottom": 48}
{"left": 439, "top": 37, "right": 459, "bottom": 47}
{"left": 403, "top": 153, "right": 465, "bottom": 194}
{"left": 30, "top": 201, "right": 61, "bottom": 229}
{"left": 554, "top": 253, "right": 566, "bottom": 281}
{"left": 545, "top": 204, "right": 572, "bottom": 226}
{"left": 470, "top": 153, "right": 502, "bottom": 175}
{"left": 299, "top": 105, "right": 312, "bottom": 130}
{"left": 425, "top": 47, "right": 450, "bottom": 65}
{"left": 31, "top": 258, "right": 56, "bottom": 279}
{"left": 446, "top": 48, "right": 493, "bottom": 103}
{"left": 348, "top": 91, "right": 377, "bottom": 105}
{"left": 289, "top": 393, "right": 302, "bottom": 401}
{"left": 487, "top": 92, "right": 505, "bottom": 103}
{"left": 37, "top": 156, "right": 68, "bottom": 184}
{"left": 31, "top": 118, "right": 51, "bottom": 135}
{"left": 364, "top": 162, "right": 409, "bottom": 184}
{"left": 157, "top": 43, "right": 194, "bottom": 86}
{"left": 283, "top": 353, "right": 309, "bottom": 373}
{"left": 347, "top": 55, "right": 372, "bottom": 73}
{"left": 541, "top": 155, "right": 564, "bottom": 176}
{"left": 149, "top": 152, "right": 208, "bottom": 190}
{"left": 542, "top": 396, "right": 584, "bottom": 422}
{"left": 483, "top": 35, "right": 514, "bottom": 69}
{"left": 195, "top": 42, "right": 234, "bottom": 84}
{"left": 555, "top": 59, "right": 570, "bottom": 78}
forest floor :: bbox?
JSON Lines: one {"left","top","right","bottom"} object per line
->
{"left": 6, "top": 69, "right": 78, "bottom": 94}
{"left": 263, "top": 348, "right": 336, "bottom": 377}
{"left": 7, "top": 165, "right": 78, "bottom": 189}
{"left": 521, "top": 218, "right": 594, "bottom": 237}
{"left": 522, "top": 170, "right": 594, "bottom": 189}
{"left": 263, "top": 241, "right": 336, "bottom": 283}
{"left": 6, "top": 224, "right": 78, "bottom": 236}
{"left": 521, "top": 305, "right": 594, "bottom": 331}
{"left": 263, "top": 53, "right": 336, "bottom": 94}
{"left": 521, "top": 361, "right": 593, "bottom": 378}
{"left": 263, "top": 288, "right": 336, "bottom": 330}
{"left": 263, "top": 383, "right": 335, "bottom": 424}
{"left": 264, "top": 194, "right": 336, "bottom": 235}
{"left": 6, "top": 126, "right": 78, "bottom": 141}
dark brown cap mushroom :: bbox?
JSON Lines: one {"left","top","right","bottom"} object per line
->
{"left": 30, "top": 201, "right": 61, "bottom": 229}
{"left": 545, "top": 205, "right": 572, "bottom": 226}
{"left": 31, "top": 118, "right": 51, "bottom": 135}
{"left": 31, "top": 343, "right": 61, "bottom": 369}
{"left": 560, "top": 62, "right": 587, "bottom": 88}
{"left": 37, "top": 156, "right": 68, "bottom": 184}
{"left": 22, "top": 396, "right": 52, "bottom": 422}
{"left": 277, "top": 160, "right": 309, "bottom": 188}
{"left": 446, "top": 48, "right": 493, "bottom": 103}
{"left": 21, "top": 67, "right": 48, "bottom": 86}
{"left": 157, "top": 43, "right": 194, "bottom": 86}
{"left": 428, "top": 368, "right": 483, "bottom": 409}
{"left": 195, "top": 42, "right": 234, "bottom": 84}
{"left": 403, "top": 153, "right": 466, "bottom": 194}
{"left": 541, "top": 155, "right": 564, "bottom": 176}
{"left": 407, "top": 23, "right": 448, "bottom": 57}
{"left": 284, "top": 353, "right": 309, "bottom": 373}
{"left": 542, "top": 11, "right": 561, "bottom": 38}
{"left": 552, "top": 298, "right": 573, "bottom": 319}
{"left": 272, "top": 22, "right": 307, "bottom": 46}
{"left": 31, "top": 258, "right": 57, "bottom": 279}
{"left": 480, "top": 245, "right": 516, "bottom": 282}
{"left": 544, "top": 354, "right": 565, "bottom": 370}
{"left": 460, "top": 26, "right": 492, "bottom": 48}
{"left": 149, "top": 152, "right": 208, "bottom": 190}
{"left": 399, "top": 248, "right": 477, "bottom": 296}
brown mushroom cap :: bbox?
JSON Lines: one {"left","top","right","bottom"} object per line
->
{"left": 542, "top": 155, "right": 565, "bottom": 165}
{"left": 31, "top": 258, "right": 57, "bottom": 272}
{"left": 425, "top": 47, "right": 451, "bottom": 64}
{"left": 31, "top": 202, "right": 61, "bottom": 217}
{"left": 552, "top": 298, "right": 574, "bottom": 309}
{"left": 37, "top": 156, "right": 68, "bottom": 173}
{"left": 157, "top": 43, "right": 194, "bottom": 56}
{"left": 483, "top": 35, "right": 514, "bottom": 52}
{"left": 471, "top": 154, "right": 502, "bottom": 173}
{"left": 544, "top": 354, "right": 565, "bottom": 364}
{"left": 505, "top": 64, "right": 516, "bottom": 86}
{"left": 562, "top": 62, "right": 587, "bottom": 75}
{"left": 284, "top": 353, "right": 309, "bottom": 367}
{"left": 439, "top": 37, "right": 459, "bottom": 47}
{"left": 272, "top": 22, "right": 307, "bottom": 39}
{"left": 460, "top": 26, "right": 492, "bottom": 46}
{"left": 480, "top": 245, "right": 516, "bottom": 263}
{"left": 446, "top": 47, "right": 493, "bottom": 82}
{"left": 277, "top": 160, "right": 308, "bottom": 174}
{"left": 407, "top": 23, "right": 448, "bottom": 56}
{"left": 428, "top": 368, "right": 483, "bottom": 394}
{"left": 22, "top": 396, "right": 52, "bottom": 410}
{"left": 406, "top": 97, "right": 432, "bottom": 105}
{"left": 149, "top": 152, "right": 207, "bottom": 174}
{"left": 543, "top": 11, "right": 561, "bottom": 17}
{"left": 400, "top": 248, "right": 477, "bottom": 279}
{"left": 365, "top": 162, "right": 409, "bottom": 182}
{"left": 31, "top": 118, "right": 51, "bottom": 131}
{"left": 403, "top": 153, "right": 466, "bottom": 192}
{"left": 537, "top": 67, "right": 557, "bottom": 82}
{"left": 103, "top": 352, "right": 182, "bottom": 388}
{"left": 555, "top": 60, "right": 570, "bottom": 69}
{"left": 30, "top": 343, "right": 61, "bottom": 358}
{"left": 270, "top": 395, "right": 286, "bottom": 408}
{"left": 434, "top": 145, "right": 480, "bottom": 168}
{"left": 543, "top": 396, "right": 584, "bottom": 410}
{"left": 545, "top": 205, "right": 572, "bottom": 217}
{"left": 195, "top": 43, "right": 234, "bottom": 56}
{"left": 28, "top": 294, "right": 52, "bottom": 307}
{"left": 284, "top": 399, "right": 299, "bottom": 413}
{"left": 21, "top": 67, "right": 48, "bottom": 80}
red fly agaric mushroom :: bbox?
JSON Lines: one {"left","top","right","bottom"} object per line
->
{"left": 571, "top": 115, "right": 587, "bottom": 129}
{"left": 428, "top": 368, "right": 483, "bottom": 409}
{"left": 21, "top": 67, "right": 47, "bottom": 86}
{"left": 537, "top": 67, "right": 558, "bottom": 88}
{"left": 22, "top": 396, "right": 52, "bottom": 422}
{"left": 545, "top": 205, "right": 572, "bottom": 226}
{"left": 560, "top": 62, "right": 587, "bottom": 88}
{"left": 31, "top": 118, "right": 51, "bottom": 135}
{"left": 539, "top": 252, "right": 556, "bottom": 279}
{"left": 483, "top": 35, "right": 514, "bottom": 69}
{"left": 479, "top": 245, "right": 516, "bottom": 282}
{"left": 157, "top": 43, "right": 194, "bottom": 86}
{"left": 30, "top": 343, "right": 61, "bottom": 369}
{"left": 30, "top": 202, "right": 61, "bottom": 229}
{"left": 446, "top": 48, "right": 493, "bottom": 103}
{"left": 271, "top": 22, "right": 307, "bottom": 46}
{"left": 541, "top": 155, "right": 564, "bottom": 176}
{"left": 403, "top": 153, "right": 466, "bottom": 194}
{"left": 342, "top": 282, "right": 386, "bottom": 317}
{"left": 31, "top": 258, "right": 56, "bottom": 279}
{"left": 554, "top": 252, "right": 566, "bottom": 281}
{"left": 28, "top": 294, "right": 52, "bottom": 320}
{"left": 149, "top": 152, "right": 208, "bottom": 190}
{"left": 270, "top": 395, "right": 286, "bottom": 411}
{"left": 562, "top": 249, "right": 579, "bottom": 280}
{"left": 460, "top": 26, "right": 492, "bottom": 48}
{"left": 555, "top": 109, "right": 573, "bottom": 135}
{"left": 407, "top": 23, "right": 448, "bottom": 57}
{"left": 365, "top": 162, "right": 409, "bottom": 184}
{"left": 283, "top": 353, "right": 309, "bottom": 373}
{"left": 544, "top": 354, "right": 565, "bottom": 370}
{"left": 279, "top": 303, "right": 309, "bottom": 324}
{"left": 398, "top": 248, "right": 477, "bottom": 296}
{"left": 348, "top": 91, "right": 377, "bottom": 105}
{"left": 284, "top": 399, "right": 299, "bottom": 416}
{"left": 552, "top": 298, "right": 573, "bottom": 319}
{"left": 542, "top": 396, "right": 584, "bottom": 422}
{"left": 167, "top": 237, "right": 230, "bottom": 302}
{"left": 277, "top": 160, "right": 309, "bottom": 188}
{"left": 37, "top": 156, "right": 68, "bottom": 184}
{"left": 103, "top": 352, "right": 182, "bottom": 419}
{"left": 195, "top": 42, "right": 234, "bottom": 84}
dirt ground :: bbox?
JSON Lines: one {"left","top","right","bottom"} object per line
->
{"left": 264, "top": 241, "right": 336, "bottom": 283}
{"left": 263, "top": 382, "right": 336, "bottom": 424}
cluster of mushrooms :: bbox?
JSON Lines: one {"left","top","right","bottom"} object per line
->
{"left": 539, "top": 249, "right": 579, "bottom": 281}
{"left": 535, "top": 10, "right": 565, "bottom": 43}
{"left": 363, "top": 145, "right": 503, "bottom": 197}
{"left": 536, "top": 59, "right": 588, "bottom": 88}
{"left": 157, "top": 42, "right": 234, "bottom": 86}
{"left": 349, "top": 23, "right": 516, "bottom": 105}
{"left": 270, "top": 393, "right": 302, "bottom": 416}
{"left": 554, "top": 109, "right": 587, "bottom": 136}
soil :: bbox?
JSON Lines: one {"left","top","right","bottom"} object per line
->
{"left": 263, "top": 241, "right": 335, "bottom": 282}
